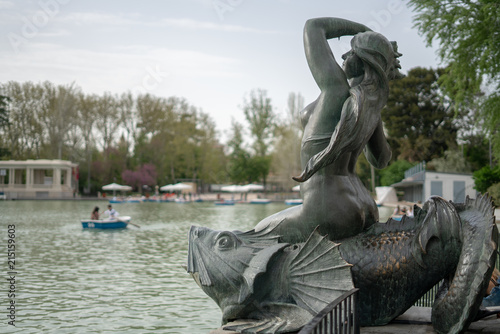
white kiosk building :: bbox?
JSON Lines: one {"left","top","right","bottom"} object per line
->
{"left": 0, "top": 159, "right": 78, "bottom": 199}
{"left": 391, "top": 162, "right": 476, "bottom": 204}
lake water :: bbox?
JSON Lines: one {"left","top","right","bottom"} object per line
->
{"left": 0, "top": 200, "right": 395, "bottom": 334}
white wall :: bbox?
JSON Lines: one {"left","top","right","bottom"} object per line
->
{"left": 424, "top": 172, "right": 476, "bottom": 202}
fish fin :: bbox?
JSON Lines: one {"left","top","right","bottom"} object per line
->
{"left": 239, "top": 243, "right": 289, "bottom": 304}
{"left": 289, "top": 228, "right": 354, "bottom": 314}
{"left": 223, "top": 302, "right": 312, "bottom": 334}
{"left": 431, "top": 194, "right": 499, "bottom": 334}
{"left": 237, "top": 228, "right": 281, "bottom": 246}
{"left": 411, "top": 196, "right": 462, "bottom": 269}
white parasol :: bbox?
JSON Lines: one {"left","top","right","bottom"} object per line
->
{"left": 221, "top": 185, "right": 244, "bottom": 193}
{"left": 160, "top": 182, "right": 192, "bottom": 192}
{"left": 240, "top": 184, "right": 264, "bottom": 192}
{"left": 102, "top": 183, "right": 132, "bottom": 196}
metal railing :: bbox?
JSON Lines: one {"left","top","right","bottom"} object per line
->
{"left": 404, "top": 161, "right": 426, "bottom": 179}
{"left": 414, "top": 248, "right": 499, "bottom": 308}
{"left": 414, "top": 281, "right": 443, "bottom": 308}
{"left": 299, "top": 288, "right": 359, "bottom": 334}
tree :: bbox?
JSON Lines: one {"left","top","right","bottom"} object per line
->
{"left": 473, "top": 165, "right": 500, "bottom": 193}
{"left": 242, "top": 89, "right": 276, "bottom": 186}
{"left": 409, "top": 0, "right": 500, "bottom": 160}
{"left": 93, "top": 93, "right": 121, "bottom": 154}
{"left": 41, "top": 82, "right": 78, "bottom": 160}
{"left": 427, "top": 149, "right": 471, "bottom": 173}
{"left": 122, "top": 163, "right": 157, "bottom": 192}
{"left": 0, "top": 95, "right": 10, "bottom": 158}
{"left": 76, "top": 93, "right": 99, "bottom": 194}
{"left": 0, "top": 81, "right": 46, "bottom": 159}
{"left": 242, "top": 89, "right": 276, "bottom": 157}
{"left": 379, "top": 160, "right": 415, "bottom": 187}
{"left": 0, "top": 95, "right": 8, "bottom": 127}
{"left": 226, "top": 120, "right": 251, "bottom": 184}
{"left": 272, "top": 92, "right": 304, "bottom": 190}
{"left": 382, "top": 67, "right": 459, "bottom": 162}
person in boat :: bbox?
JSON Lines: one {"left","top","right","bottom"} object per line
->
{"left": 91, "top": 206, "right": 100, "bottom": 220}
{"left": 103, "top": 204, "right": 119, "bottom": 219}
{"left": 254, "top": 17, "right": 403, "bottom": 243}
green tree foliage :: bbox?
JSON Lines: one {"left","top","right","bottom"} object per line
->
{"left": 427, "top": 149, "right": 471, "bottom": 173}
{"left": 356, "top": 153, "right": 374, "bottom": 191}
{"left": 226, "top": 120, "right": 251, "bottom": 184}
{"left": 486, "top": 182, "right": 500, "bottom": 206}
{"left": 0, "top": 80, "right": 224, "bottom": 194}
{"left": 240, "top": 89, "right": 277, "bottom": 186}
{"left": 242, "top": 89, "right": 276, "bottom": 157}
{"left": 0, "top": 95, "right": 10, "bottom": 158}
{"left": 409, "top": 0, "right": 500, "bottom": 159}
{"left": 473, "top": 165, "right": 500, "bottom": 193}
{"left": 42, "top": 82, "right": 79, "bottom": 160}
{"left": 272, "top": 92, "right": 303, "bottom": 190}
{"left": 382, "top": 67, "right": 458, "bottom": 162}
{"left": 1, "top": 81, "right": 46, "bottom": 159}
{"left": 379, "top": 160, "right": 415, "bottom": 186}
{"left": 0, "top": 95, "right": 8, "bottom": 127}
{"left": 134, "top": 95, "right": 223, "bottom": 185}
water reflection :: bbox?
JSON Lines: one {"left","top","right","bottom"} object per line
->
{"left": 1, "top": 200, "right": 397, "bottom": 333}
{"left": 1, "top": 201, "right": 291, "bottom": 333}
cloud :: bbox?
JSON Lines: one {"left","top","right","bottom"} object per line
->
{"left": 0, "top": 0, "right": 14, "bottom": 9}
{"left": 0, "top": 42, "right": 242, "bottom": 96}
{"left": 153, "top": 18, "right": 272, "bottom": 33}
{"left": 57, "top": 11, "right": 274, "bottom": 34}
{"left": 59, "top": 12, "right": 139, "bottom": 26}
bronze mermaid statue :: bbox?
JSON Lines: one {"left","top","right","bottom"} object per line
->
{"left": 254, "top": 17, "right": 403, "bottom": 243}
{"left": 187, "top": 17, "right": 499, "bottom": 334}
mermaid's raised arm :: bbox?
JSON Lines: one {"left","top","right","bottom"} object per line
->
{"left": 303, "top": 17, "right": 372, "bottom": 90}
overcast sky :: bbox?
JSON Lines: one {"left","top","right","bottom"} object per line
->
{"left": 0, "top": 0, "right": 440, "bottom": 141}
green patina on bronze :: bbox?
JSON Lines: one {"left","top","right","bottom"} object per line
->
{"left": 186, "top": 17, "right": 499, "bottom": 334}
{"left": 188, "top": 195, "right": 497, "bottom": 333}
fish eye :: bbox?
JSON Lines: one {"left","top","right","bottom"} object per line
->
{"left": 215, "top": 233, "right": 237, "bottom": 250}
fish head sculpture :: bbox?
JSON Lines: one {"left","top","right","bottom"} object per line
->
{"left": 187, "top": 225, "right": 288, "bottom": 323}
{"left": 187, "top": 225, "right": 356, "bottom": 333}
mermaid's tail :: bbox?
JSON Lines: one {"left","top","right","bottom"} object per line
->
{"left": 431, "top": 194, "right": 499, "bottom": 334}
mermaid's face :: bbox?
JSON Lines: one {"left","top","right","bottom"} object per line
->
{"left": 342, "top": 50, "right": 364, "bottom": 79}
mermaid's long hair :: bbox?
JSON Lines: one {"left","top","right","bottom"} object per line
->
{"left": 293, "top": 33, "right": 403, "bottom": 182}
{"left": 351, "top": 32, "right": 403, "bottom": 98}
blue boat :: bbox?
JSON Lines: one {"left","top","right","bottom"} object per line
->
{"left": 81, "top": 216, "right": 131, "bottom": 229}
{"left": 250, "top": 198, "right": 271, "bottom": 204}
{"left": 285, "top": 199, "right": 303, "bottom": 205}
{"left": 109, "top": 199, "right": 123, "bottom": 204}
{"left": 214, "top": 200, "right": 235, "bottom": 206}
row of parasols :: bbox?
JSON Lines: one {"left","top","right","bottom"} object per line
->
{"left": 102, "top": 182, "right": 193, "bottom": 194}
{"left": 102, "top": 182, "right": 300, "bottom": 195}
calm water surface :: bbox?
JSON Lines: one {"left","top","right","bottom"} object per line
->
{"left": 0, "top": 200, "right": 394, "bottom": 334}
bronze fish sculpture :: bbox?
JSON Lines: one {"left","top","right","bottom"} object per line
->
{"left": 187, "top": 194, "right": 498, "bottom": 333}
{"left": 187, "top": 225, "right": 354, "bottom": 333}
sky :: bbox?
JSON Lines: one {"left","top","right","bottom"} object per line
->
{"left": 0, "top": 0, "right": 440, "bottom": 142}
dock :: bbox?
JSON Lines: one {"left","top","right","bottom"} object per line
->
{"left": 210, "top": 307, "right": 500, "bottom": 333}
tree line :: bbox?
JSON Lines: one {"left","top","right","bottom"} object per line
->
{"left": 0, "top": 81, "right": 227, "bottom": 194}
{"left": 0, "top": 66, "right": 493, "bottom": 197}
{"left": 0, "top": 81, "right": 304, "bottom": 195}
{"left": 2, "top": 0, "right": 499, "bottom": 198}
